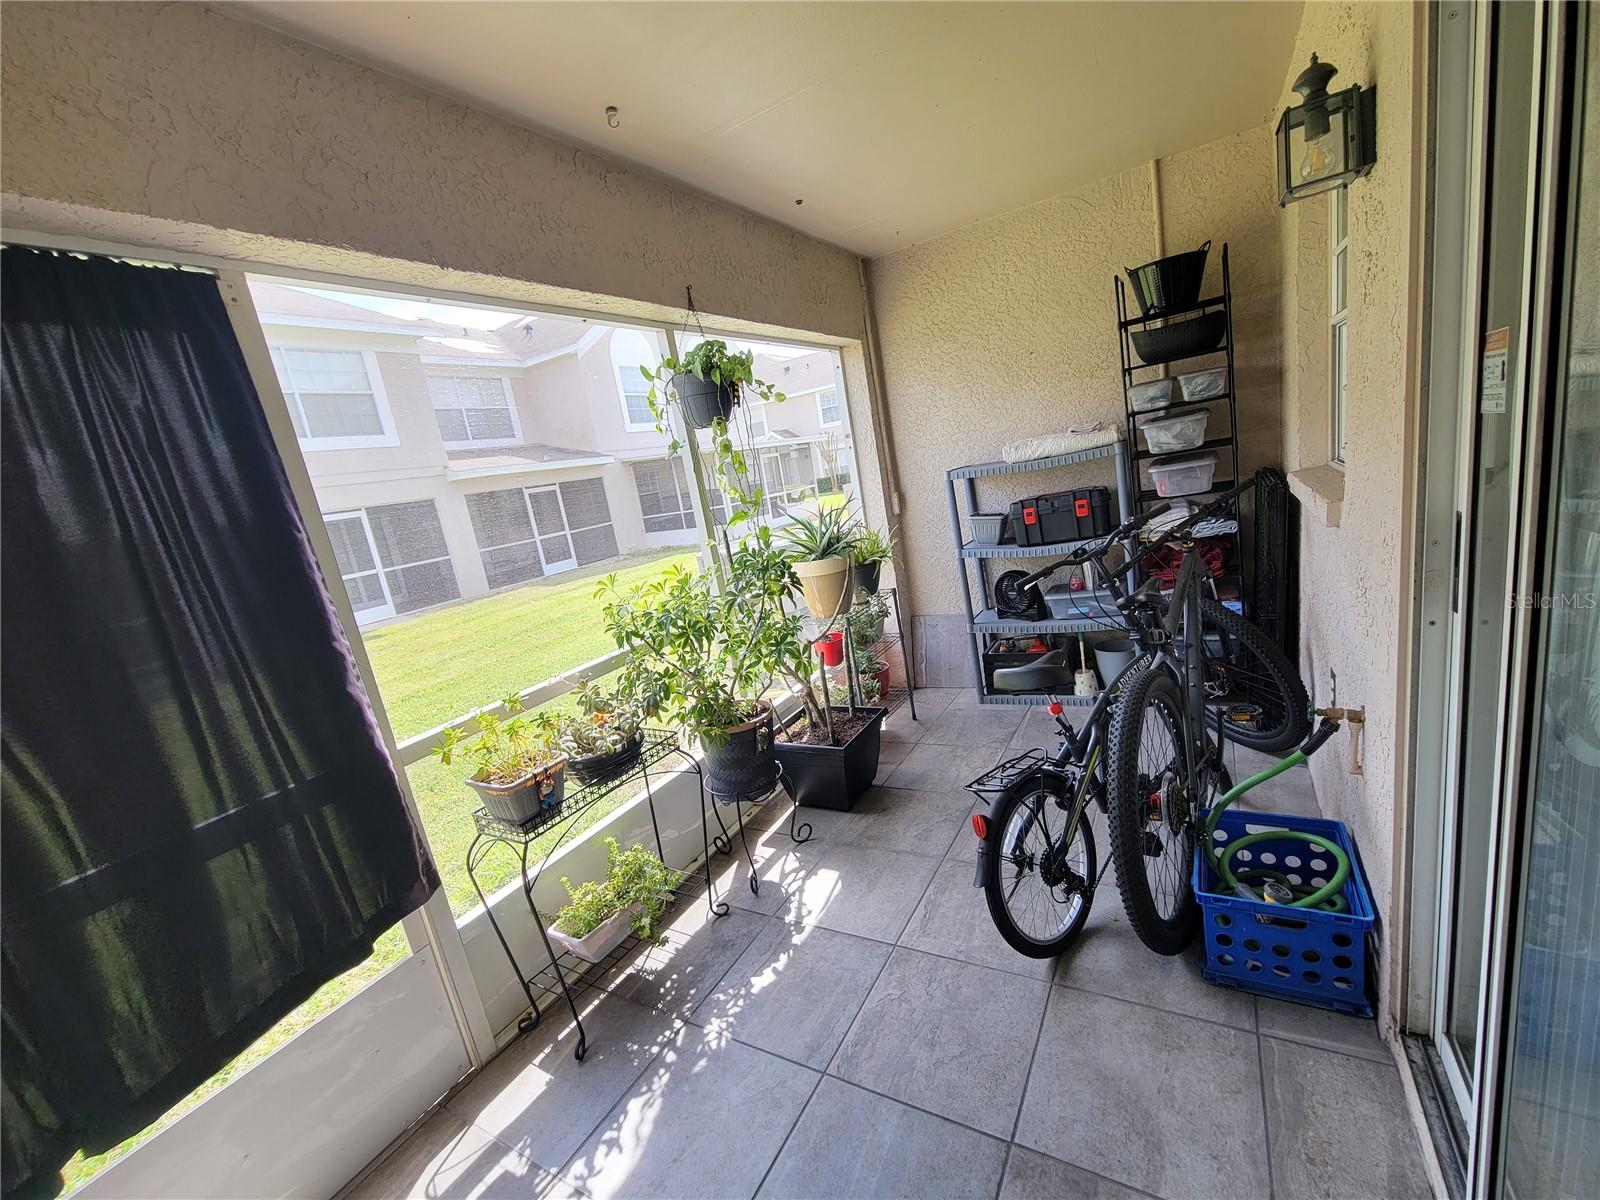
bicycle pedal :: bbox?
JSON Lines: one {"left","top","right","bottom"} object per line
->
{"left": 1140, "top": 830, "right": 1163, "bottom": 858}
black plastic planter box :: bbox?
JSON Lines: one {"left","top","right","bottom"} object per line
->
{"left": 774, "top": 706, "right": 887, "bottom": 812}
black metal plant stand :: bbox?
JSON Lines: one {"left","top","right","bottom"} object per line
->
{"left": 464, "top": 730, "right": 772, "bottom": 1062}
{"left": 713, "top": 761, "right": 815, "bottom": 849}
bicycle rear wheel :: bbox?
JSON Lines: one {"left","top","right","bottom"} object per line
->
{"left": 1199, "top": 596, "right": 1311, "bottom": 753}
{"left": 982, "top": 771, "right": 1096, "bottom": 958}
{"left": 1106, "top": 668, "right": 1199, "bottom": 955}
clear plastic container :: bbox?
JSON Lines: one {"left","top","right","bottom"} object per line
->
{"left": 1176, "top": 366, "right": 1227, "bottom": 403}
{"left": 1129, "top": 378, "right": 1176, "bottom": 412}
{"left": 1149, "top": 452, "right": 1219, "bottom": 498}
{"left": 1141, "top": 409, "right": 1209, "bottom": 454}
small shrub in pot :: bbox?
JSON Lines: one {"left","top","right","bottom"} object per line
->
{"left": 549, "top": 836, "right": 682, "bottom": 962}
{"left": 851, "top": 525, "right": 895, "bottom": 595}
{"left": 433, "top": 695, "right": 566, "bottom": 826}
{"left": 559, "top": 680, "right": 646, "bottom": 786}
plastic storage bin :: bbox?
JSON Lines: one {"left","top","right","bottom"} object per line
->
{"left": 1195, "top": 808, "right": 1376, "bottom": 1016}
{"left": 1129, "top": 378, "right": 1176, "bottom": 412}
{"left": 1177, "top": 366, "right": 1228, "bottom": 403}
{"left": 969, "top": 513, "right": 1009, "bottom": 545}
{"left": 1141, "top": 409, "right": 1209, "bottom": 455}
{"left": 1148, "top": 451, "right": 1218, "bottom": 497}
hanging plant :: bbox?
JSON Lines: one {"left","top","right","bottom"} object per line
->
{"left": 642, "top": 339, "right": 786, "bottom": 433}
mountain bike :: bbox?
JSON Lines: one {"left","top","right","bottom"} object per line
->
{"left": 1101, "top": 478, "right": 1308, "bottom": 953}
{"left": 966, "top": 479, "right": 1307, "bottom": 958}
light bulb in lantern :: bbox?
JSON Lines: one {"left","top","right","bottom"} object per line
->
{"left": 1300, "top": 127, "right": 1337, "bottom": 181}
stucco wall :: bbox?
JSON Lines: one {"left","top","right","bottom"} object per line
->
{"left": 867, "top": 125, "right": 1284, "bottom": 665}
{"left": 0, "top": 1, "right": 865, "bottom": 342}
{"left": 1275, "top": 1, "right": 1425, "bottom": 1009}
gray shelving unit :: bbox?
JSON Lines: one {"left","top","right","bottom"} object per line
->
{"left": 944, "top": 440, "right": 1136, "bottom": 706}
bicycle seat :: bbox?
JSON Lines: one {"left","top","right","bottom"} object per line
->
{"left": 992, "top": 650, "right": 1078, "bottom": 693}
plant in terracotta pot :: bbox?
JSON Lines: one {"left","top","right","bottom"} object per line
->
{"left": 558, "top": 679, "right": 647, "bottom": 786}
{"left": 782, "top": 506, "right": 861, "bottom": 620}
{"left": 548, "top": 836, "right": 682, "bottom": 963}
{"left": 851, "top": 525, "right": 896, "bottom": 595}
{"left": 433, "top": 695, "right": 566, "bottom": 826}
{"left": 641, "top": 339, "right": 785, "bottom": 432}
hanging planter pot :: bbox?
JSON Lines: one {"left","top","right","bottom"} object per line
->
{"left": 467, "top": 757, "right": 568, "bottom": 826}
{"left": 853, "top": 560, "right": 882, "bottom": 595}
{"left": 674, "top": 372, "right": 738, "bottom": 429}
{"left": 794, "top": 556, "right": 855, "bottom": 619}
{"left": 701, "top": 700, "right": 780, "bottom": 798}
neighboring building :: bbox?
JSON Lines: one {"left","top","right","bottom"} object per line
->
{"left": 250, "top": 282, "right": 853, "bottom": 624}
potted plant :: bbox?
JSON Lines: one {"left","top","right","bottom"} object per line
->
{"left": 641, "top": 339, "right": 785, "bottom": 431}
{"left": 559, "top": 679, "right": 646, "bottom": 786}
{"left": 548, "top": 836, "right": 682, "bottom": 963}
{"left": 599, "top": 528, "right": 803, "bottom": 797}
{"left": 433, "top": 695, "right": 566, "bottom": 826}
{"left": 782, "top": 506, "right": 860, "bottom": 619}
{"left": 851, "top": 525, "right": 895, "bottom": 595}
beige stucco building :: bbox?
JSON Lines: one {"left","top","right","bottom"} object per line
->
{"left": 250, "top": 281, "right": 855, "bottom": 622}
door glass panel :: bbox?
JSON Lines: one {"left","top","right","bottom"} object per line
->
{"left": 1501, "top": 6, "right": 1600, "bottom": 1193}
{"left": 1446, "top": 0, "right": 1539, "bottom": 1084}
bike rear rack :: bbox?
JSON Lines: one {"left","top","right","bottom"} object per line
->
{"left": 965, "top": 748, "right": 1051, "bottom": 797}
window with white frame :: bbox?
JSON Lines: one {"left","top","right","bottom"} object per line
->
{"left": 611, "top": 329, "right": 659, "bottom": 429}
{"left": 816, "top": 387, "right": 842, "bottom": 427}
{"left": 269, "top": 347, "right": 392, "bottom": 447}
{"left": 428, "top": 375, "right": 518, "bottom": 445}
{"left": 747, "top": 401, "right": 769, "bottom": 439}
{"left": 1330, "top": 188, "right": 1349, "bottom": 463}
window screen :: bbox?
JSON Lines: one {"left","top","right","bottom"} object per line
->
{"left": 466, "top": 488, "right": 542, "bottom": 588}
{"left": 364, "top": 501, "right": 459, "bottom": 612}
{"left": 633, "top": 459, "right": 693, "bottom": 532}
{"left": 558, "top": 478, "right": 617, "bottom": 565}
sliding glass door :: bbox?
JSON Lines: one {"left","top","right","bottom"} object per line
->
{"left": 1495, "top": 5, "right": 1600, "bottom": 1194}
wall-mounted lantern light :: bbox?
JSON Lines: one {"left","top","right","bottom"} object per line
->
{"left": 1275, "top": 55, "right": 1377, "bottom": 206}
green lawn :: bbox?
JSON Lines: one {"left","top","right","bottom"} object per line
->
{"left": 366, "top": 547, "right": 698, "bottom": 741}
{"left": 62, "top": 547, "right": 696, "bottom": 1194}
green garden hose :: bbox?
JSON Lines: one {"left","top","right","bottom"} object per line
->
{"left": 1203, "top": 725, "right": 1351, "bottom": 912}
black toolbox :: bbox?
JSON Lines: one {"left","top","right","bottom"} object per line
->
{"left": 1008, "top": 487, "right": 1112, "bottom": 546}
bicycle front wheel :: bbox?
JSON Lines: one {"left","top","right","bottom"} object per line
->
{"left": 983, "top": 772, "right": 1096, "bottom": 958}
{"left": 1106, "top": 667, "right": 1199, "bottom": 955}
{"left": 1199, "top": 597, "right": 1311, "bottom": 753}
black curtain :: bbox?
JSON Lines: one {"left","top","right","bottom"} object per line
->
{"left": 0, "top": 249, "right": 439, "bottom": 1198}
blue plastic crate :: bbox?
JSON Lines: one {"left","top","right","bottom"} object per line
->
{"left": 1193, "top": 808, "right": 1376, "bottom": 1016}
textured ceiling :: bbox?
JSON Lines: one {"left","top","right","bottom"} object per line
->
{"left": 240, "top": 1, "right": 1302, "bottom": 257}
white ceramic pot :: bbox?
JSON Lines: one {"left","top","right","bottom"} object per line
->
{"left": 548, "top": 902, "right": 642, "bottom": 963}
{"left": 794, "top": 555, "right": 854, "bottom": 619}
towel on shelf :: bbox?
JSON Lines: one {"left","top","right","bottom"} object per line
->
{"left": 1000, "top": 424, "right": 1120, "bottom": 464}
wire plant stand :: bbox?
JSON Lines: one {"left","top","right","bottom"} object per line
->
{"left": 464, "top": 729, "right": 802, "bottom": 1062}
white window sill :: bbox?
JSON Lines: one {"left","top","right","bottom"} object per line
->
{"left": 1288, "top": 464, "right": 1345, "bottom": 528}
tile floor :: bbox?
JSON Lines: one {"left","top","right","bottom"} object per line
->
{"left": 346, "top": 689, "right": 1432, "bottom": 1200}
